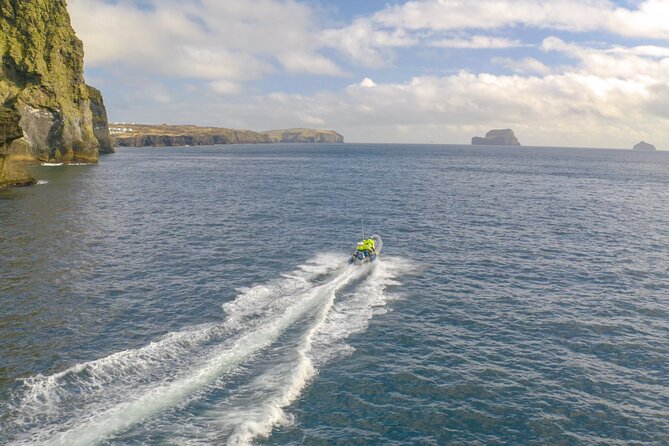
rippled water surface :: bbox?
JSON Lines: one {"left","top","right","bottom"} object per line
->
{"left": 1, "top": 144, "right": 668, "bottom": 445}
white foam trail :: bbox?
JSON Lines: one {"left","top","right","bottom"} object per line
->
{"left": 311, "top": 255, "right": 413, "bottom": 365}
{"left": 36, "top": 180, "right": 48, "bottom": 185}
{"left": 48, "top": 267, "right": 362, "bottom": 446}
{"left": 6, "top": 253, "right": 342, "bottom": 427}
{"left": 224, "top": 267, "right": 352, "bottom": 446}
{"left": 2, "top": 254, "right": 412, "bottom": 446}
{"left": 187, "top": 257, "right": 411, "bottom": 446}
{"left": 1, "top": 253, "right": 367, "bottom": 446}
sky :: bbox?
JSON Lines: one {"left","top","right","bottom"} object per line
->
{"left": 68, "top": 0, "right": 669, "bottom": 147}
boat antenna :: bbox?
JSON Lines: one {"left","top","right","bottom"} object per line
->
{"left": 361, "top": 217, "right": 365, "bottom": 240}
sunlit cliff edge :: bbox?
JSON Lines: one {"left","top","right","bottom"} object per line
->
{"left": 112, "top": 124, "right": 344, "bottom": 147}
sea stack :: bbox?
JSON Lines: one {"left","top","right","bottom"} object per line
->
{"left": 0, "top": 0, "right": 113, "bottom": 183}
{"left": 472, "top": 129, "right": 521, "bottom": 146}
{"left": 632, "top": 141, "right": 656, "bottom": 151}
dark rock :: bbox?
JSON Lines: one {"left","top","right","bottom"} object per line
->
{"left": 88, "top": 86, "right": 114, "bottom": 154}
{"left": 472, "top": 129, "right": 521, "bottom": 146}
{"left": 0, "top": 105, "right": 22, "bottom": 145}
{"left": 632, "top": 141, "right": 656, "bottom": 151}
{"left": 0, "top": 153, "right": 35, "bottom": 189}
{"left": 0, "top": 105, "right": 34, "bottom": 188}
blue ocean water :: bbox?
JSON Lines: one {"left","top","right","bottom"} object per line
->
{"left": 1, "top": 144, "right": 668, "bottom": 445}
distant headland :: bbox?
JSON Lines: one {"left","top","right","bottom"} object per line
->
{"left": 112, "top": 124, "right": 344, "bottom": 147}
{"left": 472, "top": 129, "right": 521, "bottom": 146}
{"left": 632, "top": 141, "right": 656, "bottom": 151}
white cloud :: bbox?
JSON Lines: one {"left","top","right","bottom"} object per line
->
{"left": 360, "top": 78, "right": 378, "bottom": 88}
{"left": 541, "top": 36, "right": 582, "bottom": 54}
{"left": 69, "top": 0, "right": 343, "bottom": 88}
{"left": 542, "top": 37, "right": 669, "bottom": 80}
{"left": 610, "top": 0, "right": 669, "bottom": 38}
{"left": 209, "top": 80, "right": 243, "bottom": 96}
{"left": 609, "top": 45, "right": 669, "bottom": 58}
{"left": 373, "top": 0, "right": 613, "bottom": 32}
{"left": 371, "top": 0, "right": 669, "bottom": 38}
{"left": 103, "top": 36, "right": 669, "bottom": 147}
{"left": 227, "top": 39, "right": 669, "bottom": 146}
{"left": 493, "top": 57, "right": 553, "bottom": 75}
{"left": 68, "top": 0, "right": 669, "bottom": 148}
{"left": 276, "top": 53, "right": 345, "bottom": 76}
{"left": 431, "top": 35, "right": 526, "bottom": 49}
{"left": 150, "top": 55, "right": 662, "bottom": 146}
{"left": 322, "top": 19, "right": 417, "bottom": 67}
{"left": 300, "top": 115, "right": 326, "bottom": 126}
{"left": 317, "top": 0, "right": 669, "bottom": 68}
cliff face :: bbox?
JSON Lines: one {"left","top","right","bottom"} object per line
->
{"left": 472, "top": 129, "right": 521, "bottom": 146}
{"left": 0, "top": 0, "right": 113, "bottom": 166}
{"left": 0, "top": 104, "right": 33, "bottom": 187}
{"left": 0, "top": 153, "right": 34, "bottom": 188}
{"left": 113, "top": 125, "right": 272, "bottom": 147}
{"left": 0, "top": 105, "right": 21, "bottom": 144}
{"left": 88, "top": 86, "right": 114, "bottom": 154}
{"left": 262, "top": 128, "right": 344, "bottom": 144}
{"left": 113, "top": 124, "right": 344, "bottom": 147}
{"left": 115, "top": 133, "right": 270, "bottom": 147}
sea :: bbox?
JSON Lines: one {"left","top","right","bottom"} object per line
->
{"left": 1, "top": 144, "right": 668, "bottom": 445}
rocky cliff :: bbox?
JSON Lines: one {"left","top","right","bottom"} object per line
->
{"left": 0, "top": 105, "right": 32, "bottom": 187}
{"left": 472, "top": 129, "right": 521, "bottom": 146}
{"left": 0, "top": 0, "right": 113, "bottom": 171}
{"left": 0, "top": 153, "right": 34, "bottom": 188}
{"left": 262, "top": 128, "right": 344, "bottom": 144}
{"left": 113, "top": 125, "right": 271, "bottom": 147}
{"left": 632, "top": 141, "right": 656, "bottom": 151}
{"left": 113, "top": 124, "right": 344, "bottom": 147}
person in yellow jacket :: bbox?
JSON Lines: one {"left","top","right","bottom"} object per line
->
{"left": 357, "top": 239, "right": 375, "bottom": 253}
{"left": 365, "top": 239, "right": 375, "bottom": 252}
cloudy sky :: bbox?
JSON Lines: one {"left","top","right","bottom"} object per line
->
{"left": 69, "top": 0, "right": 669, "bottom": 147}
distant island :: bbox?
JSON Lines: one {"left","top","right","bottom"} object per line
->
{"left": 472, "top": 129, "right": 521, "bottom": 146}
{"left": 112, "top": 124, "right": 344, "bottom": 147}
{"left": 632, "top": 141, "right": 656, "bottom": 151}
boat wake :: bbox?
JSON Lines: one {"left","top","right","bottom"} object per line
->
{"left": 1, "top": 253, "right": 410, "bottom": 445}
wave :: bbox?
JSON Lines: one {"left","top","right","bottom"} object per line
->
{"left": 1, "top": 254, "right": 409, "bottom": 446}
{"left": 36, "top": 180, "right": 48, "bottom": 185}
{"left": 39, "top": 162, "right": 92, "bottom": 167}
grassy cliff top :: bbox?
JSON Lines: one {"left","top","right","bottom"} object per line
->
{"left": 112, "top": 124, "right": 343, "bottom": 140}
{"left": 111, "top": 124, "right": 262, "bottom": 137}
